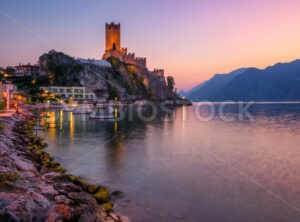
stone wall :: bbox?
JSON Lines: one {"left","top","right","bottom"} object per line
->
{"left": 103, "top": 50, "right": 147, "bottom": 68}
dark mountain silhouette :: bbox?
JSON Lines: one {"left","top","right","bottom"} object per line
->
{"left": 187, "top": 68, "right": 248, "bottom": 101}
{"left": 179, "top": 80, "right": 207, "bottom": 97}
{"left": 187, "top": 60, "right": 300, "bottom": 101}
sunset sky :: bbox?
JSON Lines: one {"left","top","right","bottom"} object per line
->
{"left": 1, "top": 0, "right": 300, "bottom": 90}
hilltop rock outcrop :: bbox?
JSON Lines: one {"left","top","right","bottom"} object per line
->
{"left": 39, "top": 50, "right": 175, "bottom": 102}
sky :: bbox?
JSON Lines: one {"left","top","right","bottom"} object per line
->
{"left": 1, "top": 0, "right": 300, "bottom": 90}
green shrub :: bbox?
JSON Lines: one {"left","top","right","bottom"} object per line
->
{"left": 0, "top": 102, "right": 4, "bottom": 110}
{"left": 106, "top": 57, "right": 122, "bottom": 69}
{"left": 108, "top": 85, "right": 120, "bottom": 100}
{"left": 0, "top": 121, "right": 4, "bottom": 132}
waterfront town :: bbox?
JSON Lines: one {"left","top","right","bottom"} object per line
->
{"left": 0, "top": 22, "right": 183, "bottom": 118}
{"left": 2, "top": 0, "right": 300, "bottom": 221}
{"left": 0, "top": 22, "right": 182, "bottom": 221}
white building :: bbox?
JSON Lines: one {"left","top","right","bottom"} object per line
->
{"left": 40, "top": 86, "right": 96, "bottom": 102}
{"left": 15, "top": 63, "right": 40, "bottom": 77}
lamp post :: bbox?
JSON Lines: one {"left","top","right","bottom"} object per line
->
{"left": 6, "top": 89, "right": 10, "bottom": 109}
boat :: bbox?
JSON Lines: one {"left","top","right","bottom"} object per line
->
{"left": 73, "top": 108, "right": 93, "bottom": 114}
{"left": 89, "top": 115, "right": 115, "bottom": 119}
{"left": 62, "top": 106, "right": 76, "bottom": 112}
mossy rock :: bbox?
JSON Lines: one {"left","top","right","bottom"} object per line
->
{"left": 68, "top": 175, "right": 81, "bottom": 181}
{"left": 24, "top": 130, "right": 34, "bottom": 134}
{"left": 0, "top": 183, "right": 13, "bottom": 192}
{"left": 67, "top": 175, "right": 89, "bottom": 189}
{"left": 40, "top": 142, "right": 48, "bottom": 148}
{"left": 101, "top": 202, "right": 114, "bottom": 212}
{"left": 92, "top": 187, "right": 111, "bottom": 203}
{"left": 0, "top": 172, "right": 21, "bottom": 183}
{"left": 50, "top": 166, "right": 66, "bottom": 174}
{"left": 87, "top": 184, "right": 100, "bottom": 194}
{"left": 49, "top": 161, "right": 60, "bottom": 167}
{"left": 26, "top": 146, "right": 35, "bottom": 150}
{"left": 112, "top": 190, "right": 125, "bottom": 197}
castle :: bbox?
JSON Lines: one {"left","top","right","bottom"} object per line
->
{"left": 102, "top": 22, "right": 164, "bottom": 77}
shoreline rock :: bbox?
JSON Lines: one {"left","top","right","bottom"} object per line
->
{"left": 0, "top": 110, "right": 130, "bottom": 222}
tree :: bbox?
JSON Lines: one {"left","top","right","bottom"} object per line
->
{"left": 5, "top": 66, "right": 15, "bottom": 75}
{"left": 167, "top": 76, "right": 175, "bottom": 92}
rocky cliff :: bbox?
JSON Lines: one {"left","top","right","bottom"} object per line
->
{"left": 39, "top": 50, "right": 174, "bottom": 102}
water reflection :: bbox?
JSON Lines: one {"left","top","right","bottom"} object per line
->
{"left": 41, "top": 104, "right": 300, "bottom": 222}
{"left": 70, "top": 112, "right": 74, "bottom": 140}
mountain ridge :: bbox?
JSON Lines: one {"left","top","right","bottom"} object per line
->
{"left": 186, "top": 59, "right": 300, "bottom": 102}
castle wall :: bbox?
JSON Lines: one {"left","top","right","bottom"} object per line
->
{"left": 103, "top": 50, "right": 147, "bottom": 68}
{"left": 152, "top": 69, "right": 164, "bottom": 77}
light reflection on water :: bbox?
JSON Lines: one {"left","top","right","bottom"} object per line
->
{"left": 40, "top": 104, "right": 300, "bottom": 222}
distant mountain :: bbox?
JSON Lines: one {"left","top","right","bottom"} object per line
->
{"left": 188, "top": 68, "right": 248, "bottom": 101}
{"left": 188, "top": 60, "right": 300, "bottom": 102}
{"left": 179, "top": 80, "right": 207, "bottom": 98}
{"left": 179, "top": 90, "right": 188, "bottom": 97}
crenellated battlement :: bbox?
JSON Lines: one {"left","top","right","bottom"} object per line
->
{"left": 106, "top": 22, "right": 120, "bottom": 30}
{"left": 151, "top": 69, "right": 165, "bottom": 77}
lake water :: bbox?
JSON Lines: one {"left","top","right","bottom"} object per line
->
{"left": 40, "top": 103, "right": 300, "bottom": 222}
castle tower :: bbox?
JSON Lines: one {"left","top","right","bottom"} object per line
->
{"left": 105, "top": 22, "right": 121, "bottom": 51}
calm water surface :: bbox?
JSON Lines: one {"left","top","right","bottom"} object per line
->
{"left": 40, "top": 103, "right": 300, "bottom": 222}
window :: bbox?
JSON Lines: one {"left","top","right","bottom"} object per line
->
{"left": 67, "top": 89, "right": 72, "bottom": 93}
{"left": 90, "top": 95, "right": 93, "bottom": 99}
{"left": 80, "top": 89, "right": 83, "bottom": 93}
{"left": 85, "top": 95, "right": 89, "bottom": 99}
{"left": 59, "top": 88, "right": 64, "bottom": 93}
{"left": 61, "top": 94, "right": 65, "bottom": 98}
{"left": 75, "top": 95, "right": 79, "bottom": 99}
{"left": 52, "top": 88, "right": 58, "bottom": 93}
{"left": 74, "top": 89, "right": 80, "bottom": 93}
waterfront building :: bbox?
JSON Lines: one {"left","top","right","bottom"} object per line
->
{"left": 15, "top": 63, "right": 45, "bottom": 77}
{"left": 40, "top": 86, "right": 96, "bottom": 102}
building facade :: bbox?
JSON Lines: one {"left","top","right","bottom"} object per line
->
{"left": 15, "top": 63, "right": 45, "bottom": 77}
{"left": 40, "top": 86, "right": 96, "bottom": 101}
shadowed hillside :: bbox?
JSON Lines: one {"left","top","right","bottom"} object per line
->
{"left": 187, "top": 60, "right": 300, "bottom": 102}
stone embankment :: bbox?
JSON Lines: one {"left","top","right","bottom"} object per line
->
{"left": 0, "top": 112, "right": 129, "bottom": 222}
